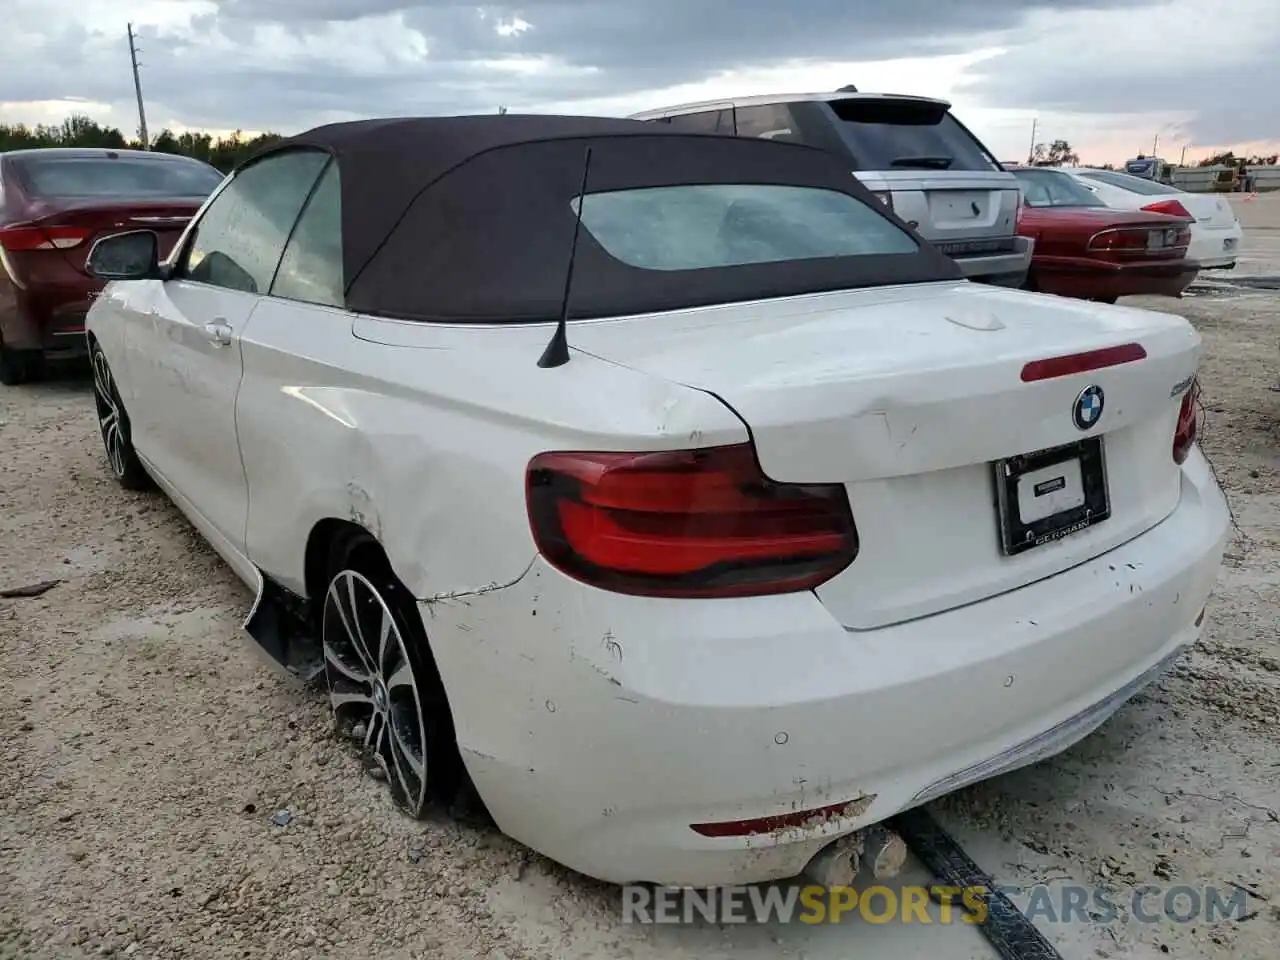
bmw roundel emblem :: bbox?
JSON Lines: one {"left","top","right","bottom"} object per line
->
{"left": 1073, "top": 385, "right": 1105, "bottom": 430}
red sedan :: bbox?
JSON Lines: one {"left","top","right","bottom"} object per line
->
{"left": 0, "top": 148, "right": 223, "bottom": 384}
{"left": 1010, "top": 166, "right": 1198, "bottom": 304}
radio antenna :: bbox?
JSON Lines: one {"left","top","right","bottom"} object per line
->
{"left": 538, "top": 144, "right": 594, "bottom": 369}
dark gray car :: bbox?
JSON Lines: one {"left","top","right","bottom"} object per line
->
{"left": 630, "top": 92, "right": 1031, "bottom": 287}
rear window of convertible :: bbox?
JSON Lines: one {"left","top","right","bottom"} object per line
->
{"left": 574, "top": 183, "right": 919, "bottom": 271}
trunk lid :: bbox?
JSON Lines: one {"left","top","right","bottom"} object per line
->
{"left": 1017, "top": 207, "right": 1193, "bottom": 261}
{"left": 857, "top": 169, "right": 1022, "bottom": 254}
{"left": 1021, "top": 207, "right": 1187, "bottom": 229}
{"left": 826, "top": 96, "right": 1021, "bottom": 252}
{"left": 1172, "top": 193, "right": 1238, "bottom": 229}
{"left": 569, "top": 281, "right": 1201, "bottom": 629}
{"left": 22, "top": 199, "right": 198, "bottom": 275}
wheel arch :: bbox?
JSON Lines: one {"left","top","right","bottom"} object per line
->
{"left": 303, "top": 517, "right": 380, "bottom": 612}
{"left": 304, "top": 515, "right": 473, "bottom": 808}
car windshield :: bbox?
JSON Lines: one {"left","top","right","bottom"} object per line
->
{"left": 827, "top": 98, "right": 1001, "bottom": 173}
{"left": 573, "top": 183, "right": 919, "bottom": 271}
{"left": 1013, "top": 169, "right": 1107, "bottom": 208}
{"left": 15, "top": 155, "right": 225, "bottom": 199}
{"left": 1079, "top": 169, "right": 1179, "bottom": 196}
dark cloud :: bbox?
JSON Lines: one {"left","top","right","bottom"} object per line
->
{"left": 958, "top": 2, "right": 1278, "bottom": 147}
{"left": 5, "top": 0, "right": 1171, "bottom": 135}
{"left": 215, "top": 1, "right": 1163, "bottom": 89}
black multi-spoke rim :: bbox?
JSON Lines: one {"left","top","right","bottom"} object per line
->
{"left": 91, "top": 350, "right": 127, "bottom": 478}
{"left": 322, "top": 570, "right": 430, "bottom": 815}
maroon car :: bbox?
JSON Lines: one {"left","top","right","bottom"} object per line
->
{"left": 1010, "top": 166, "right": 1197, "bottom": 304}
{"left": 0, "top": 148, "right": 224, "bottom": 384}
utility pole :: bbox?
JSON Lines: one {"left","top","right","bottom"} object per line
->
{"left": 1152, "top": 131, "right": 1159, "bottom": 158}
{"left": 1027, "top": 117, "right": 1037, "bottom": 164}
{"left": 1179, "top": 145, "right": 1187, "bottom": 166}
{"left": 127, "top": 23, "right": 149, "bottom": 149}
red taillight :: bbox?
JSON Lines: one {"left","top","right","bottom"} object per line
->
{"left": 1141, "top": 199, "right": 1193, "bottom": 219}
{"left": 0, "top": 225, "right": 93, "bottom": 252}
{"left": 1088, "top": 224, "right": 1190, "bottom": 255}
{"left": 1090, "top": 222, "right": 1187, "bottom": 256}
{"left": 525, "top": 443, "right": 858, "bottom": 598}
{"left": 1173, "top": 378, "right": 1200, "bottom": 464}
{"left": 1020, "top": 343, "right": 1147, "bottom": 382}
{"left": 1086, "top": 227, "right": 1153, "bottom": 253}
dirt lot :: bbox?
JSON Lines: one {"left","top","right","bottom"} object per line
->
{"left": 2, "top": 197, "right": 1278, "bottom": 960}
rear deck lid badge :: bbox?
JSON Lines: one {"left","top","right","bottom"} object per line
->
{"left": 1073, "top": 385, "right": 1105, "bottom": 430}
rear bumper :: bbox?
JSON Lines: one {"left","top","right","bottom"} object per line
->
{"left": 951, "top": 236, "right": 1033, "bottom": 287}
{"left": 1030, "top": 255, "right": 1199, "bottom": 300}
{"left": 419, "top": 448, "right": 1229, "bottom": 886}
{"left": 0, "top": 282, "right": 93, "bottom": 354}
{"left": 1189, "top": 224, "right": 1243, "bottom": 269}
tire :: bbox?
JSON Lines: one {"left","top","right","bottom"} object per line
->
{"left": 320, "top": 531, "right": 464, "bottom": 818}
{"left": 0, "top": 341, "right": 42, "bottom": 386}
{"left": 90, "top": 341, "right": 152, "bottom": 490}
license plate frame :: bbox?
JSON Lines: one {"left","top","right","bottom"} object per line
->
{"left": 994, "top": 437, "right": 1110, "bottom": 556}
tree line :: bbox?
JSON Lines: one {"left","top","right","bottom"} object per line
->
{"left": 1030, "top": 141, "right": 1278, "bottom": 170}
{"left": 0, "top": 114, "right": 283, "bottom": 172}
{"left": 3, "top": 114, "right": 1276, "bottom": 174}
{"left": 1196, "top": 150, "right": 1279, "bottom": 167}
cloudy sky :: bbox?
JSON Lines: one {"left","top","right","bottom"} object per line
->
{"left": 2, "top": 0, "right": 1276, "bottom": 165}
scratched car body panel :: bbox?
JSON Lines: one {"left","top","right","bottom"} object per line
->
{"left": 84, "top": 115, "right": 1230, "bottom": 888}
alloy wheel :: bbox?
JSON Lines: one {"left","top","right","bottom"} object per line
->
{"left": 92, "top": 349, "right": 127, "bottom": 478}
{"left": 322, "top": 569, "right": 431, "bottom": 816}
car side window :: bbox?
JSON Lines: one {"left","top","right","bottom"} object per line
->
{"left": 178, "top": 150, "right": 329, "bottom": 295}
{"left": 734, "top": 104, "right": 804, "bottom": 144}
{"left": 271, "top": 161, "right": 343, "bottom": 307}
{"left": 660, "top": 110, "right": 734, "bottom": 134}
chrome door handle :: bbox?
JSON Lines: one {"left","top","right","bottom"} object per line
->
{"left": 204, "top": 320, "right": 233, "bottom": 346}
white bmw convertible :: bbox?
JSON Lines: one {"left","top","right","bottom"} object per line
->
{"left": 83, "top": 115, "right": 1229, "bottom": 888}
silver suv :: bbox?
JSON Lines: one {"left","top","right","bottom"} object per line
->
{"left": 629, "top": 92, "right": 1031, "bottom": 287}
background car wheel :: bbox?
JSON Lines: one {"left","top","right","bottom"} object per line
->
{"left": 0, "top": 340, "right": 43, "bottom": 386}
{"left": 90, "top": 343, "right": 151, "bottom": 490}
{"left": 321, "top": 532, "right": 463, "bottom": 818}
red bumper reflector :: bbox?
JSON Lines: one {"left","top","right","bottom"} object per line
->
{"left": 1020, "top": 343, "right": 1147, "bottom": 383}
{"left": 690, "top": 797, "right": 869, "bottom": 838}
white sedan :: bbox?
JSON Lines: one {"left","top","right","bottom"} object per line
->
{"left": 82, "top": 115, "right": 1229, "bottom": 888}
{"left": 1064, "top": 167, "right": 1243, "bottom": 269}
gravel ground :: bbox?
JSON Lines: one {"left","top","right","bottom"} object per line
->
{"left": 2, "top": 196, "right": 1278, "bottom": 960}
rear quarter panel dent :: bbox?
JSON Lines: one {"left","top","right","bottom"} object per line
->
{"left": 236, "top": 306, "right": 749, "bottom": 601}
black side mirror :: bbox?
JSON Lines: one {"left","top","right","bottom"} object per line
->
{"left": 86, "top": 230, "right": 161, "bottom": 281}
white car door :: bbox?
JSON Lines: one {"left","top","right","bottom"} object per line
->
{"left": 228, "top": 158, "right": 351, "bottom": 591}
{"left": 125, "top": 149, "right": 331, "bottom": 556}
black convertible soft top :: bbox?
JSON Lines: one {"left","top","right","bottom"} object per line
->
{"left": 251, "top": 115, "right": 961, "bottom": 323}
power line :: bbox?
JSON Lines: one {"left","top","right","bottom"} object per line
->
{"left": 127, "top": 23, "right": 149, "bottom": 149}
